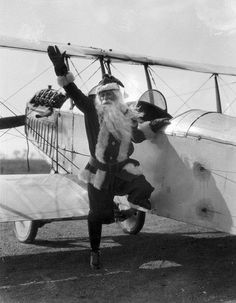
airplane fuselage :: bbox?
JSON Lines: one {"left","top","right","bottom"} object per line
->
{"left": 23, "top": 102, "right": 236, "bottom": 234}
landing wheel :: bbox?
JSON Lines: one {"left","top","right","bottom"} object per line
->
{"left": 119, "top": 210, "right": 146, "bottom": 234}
{"left": 13, "top": 220, "right": 39, "bottom": 243}
{"left": 114, "top": 196, "right": 146, "bottom": 234}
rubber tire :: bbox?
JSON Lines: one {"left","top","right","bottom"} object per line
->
{"left": 119, "top": 210, "right": 146, "bottom": 235}
{"left": 13, "top": 220, "right": 39, "bottom": 243}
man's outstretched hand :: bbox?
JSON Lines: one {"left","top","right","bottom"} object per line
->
{"left": 149, "top": 118, "right": 170, "bottom": 132}
{"left": 47, "top": 45, "right": 68, "bottom": 76}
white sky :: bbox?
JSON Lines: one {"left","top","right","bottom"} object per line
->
{"left": 1, "top": 0, "right": 236, "bottom": 158}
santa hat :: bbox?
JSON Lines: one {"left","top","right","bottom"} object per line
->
{"left": 96, "top": 74, "right": 124, "bottom": 94}
{"left": 88, "top": 85, "right": 99, "bottom": 97}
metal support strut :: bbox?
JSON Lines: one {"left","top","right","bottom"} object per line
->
{"left": 100, "top": 57, "right": 112, "bottom": 77}
{"left": 104, "top": 59, "right": 111, "bottom": 75}
{"left": 144, "top": 64, "right": 154, "bottom": 104}
{"left": 214, "top": 74, "right": 222, "bottom": 113}
{"left": 144, "top": 64, "right": 152, "bottom": 90}
{"left": 99, "top": 57, "right": 106, "bottom": 77}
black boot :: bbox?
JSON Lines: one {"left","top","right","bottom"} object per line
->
{"left": 137, "top": 199, "right": 151, "bottom": 210}
{"left": 90, "top": 250, "right": 101, "bottom": 269}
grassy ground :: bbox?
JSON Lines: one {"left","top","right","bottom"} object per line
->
{"left": 0, "top": 158, "right": 51, "bottom": 174}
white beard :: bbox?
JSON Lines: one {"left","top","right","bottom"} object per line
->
{"left": 95, "top": 98, "right": 131, "bottom": 141}
{"left": 94, "top": 93, "right": 142, "bottom": 163}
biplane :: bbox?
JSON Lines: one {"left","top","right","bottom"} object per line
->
{"left": 1, "top": 36, "right": 236, "bottom": 244}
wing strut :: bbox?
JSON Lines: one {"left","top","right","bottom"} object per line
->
{"left": 104, "top": 58, "right": 111, "bottom": 75}
{"left": 99, "top": 57, "right": 112, "bottom": 76}
{"left": 144, "top": 64, "right": 155, "bottom": 105}
{"left": 214, "top": 74, "right": 222, "bottom": 113}
{"left": 99, "top": 57, "right": 106, "bottom": 76}
{"left": 144, "top": 64, "right": 152, "bottom": 90}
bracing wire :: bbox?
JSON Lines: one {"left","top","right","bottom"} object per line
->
{"left": 218, "top": 77, "right": 236, "bottom": 115}
{"left": 0, "top": 59, "right": 95, "bottom": 172}
{"left": 79, "top": 65, "right": 101, "bottom": 89}
{"left": 223, "top": 96, "right": 236, "bottom": 114}
{"left": 0, "top": 127, "right": 31, "bottom": 170}
{"left": 1, "top": 66, "right": 52, "bottom": 108}
{"left": 173, "top": 75, "right": 213, "bottom": 115}
{"left": 2, "top": 127, "right": 25, "bottom": 140}
{"left": 0, "top": 65, "right": 53, "bottom": 141}
{"left": 0, "top": 132, "right": 28, "bottom": 142}
{"left": 26, "top": 122, "right": 89, "bottom": 171}
{"left": 69, "top": 57, "right": 100, "bottom": 92}
{"left": 57, "top": 146, "right": 89, "bottom": 157}
{"left": 180, "top": 156, "right": 236, "bottom": 184}
{"left": 218, "top": 75, "right": 236, "bottom": 95}
{"left": 218, "top": 75, "right": 236, "bottom": 114}
{"left": 0, "top": 118, "right": 24, "bottom": 143}
{"left": 163, "top": 79, "right": 236, "bottom": 100}
{"left": 166, "top": 85, "right": 216, "bottom": 99}
{"left": 0, "top": 129, "right": 11, "bottom": 139}
{"left": 148, "top": 67, "right": 158, "bottom": 88}
{"left": 149, "top": 66, "right": 214, "bottom": 115}
{"left": 110, "top": 62, "right": 144, "bottom": 95}
{"left": 69, "top": 57, "right": 99, "bottom": 76}
{"left": 0, "top": 99, "right": 19, "bottom": 117}
{"left": 31, "top": 143, "right": 69, "bottom": 174}
{"left": 0, "top": 58, "right": 97, "bottom": 172}
{"left": 149, "top": 66, "right": 188, "bottom": 105}
{"left": 0, "top": 96, "right": 22, "bottom": 116}
{"left": 0, "top": 57, "right": 98, "bottom": 122}
{"left": 0, "top": 98, "right": 27, "bottom": 140}
{"left": 210, "top": 170, "right": 236, "bottom": 185}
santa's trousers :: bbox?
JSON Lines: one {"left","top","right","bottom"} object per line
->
{"left": 87, "top": 174, "right": 154, "bottom": 252}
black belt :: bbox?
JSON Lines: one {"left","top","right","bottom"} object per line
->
{"left": 89, "top": 157, "right": 139, "bottom": 174}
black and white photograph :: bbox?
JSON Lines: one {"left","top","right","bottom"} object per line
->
{"left": 1, "top": 1, "right": 236, "bottom": 302}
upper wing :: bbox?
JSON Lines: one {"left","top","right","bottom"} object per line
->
{"left": 1, "top": 35, "right": 236, "bottom": 76}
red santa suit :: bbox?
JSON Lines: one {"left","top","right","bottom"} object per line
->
{"left": 58, "top": 73, "right": 155, "bottom": 256}
{"left": 47, "top": 45, "right": 170, "bottom": 269}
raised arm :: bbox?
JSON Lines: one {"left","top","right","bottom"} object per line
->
{"left": 47, "top": 45, "right": 93, "bottom": 113}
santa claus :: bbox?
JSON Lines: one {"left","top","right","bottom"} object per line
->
{"left": 47, "top": 45, "right": 170, "bottom": 269}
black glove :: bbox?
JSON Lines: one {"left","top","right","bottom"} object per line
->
{"left": 47, "top": 45, "right": 68, "bottom": 76}
{"left": 149, "top": 118, "right": 170, "bottom": 132}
